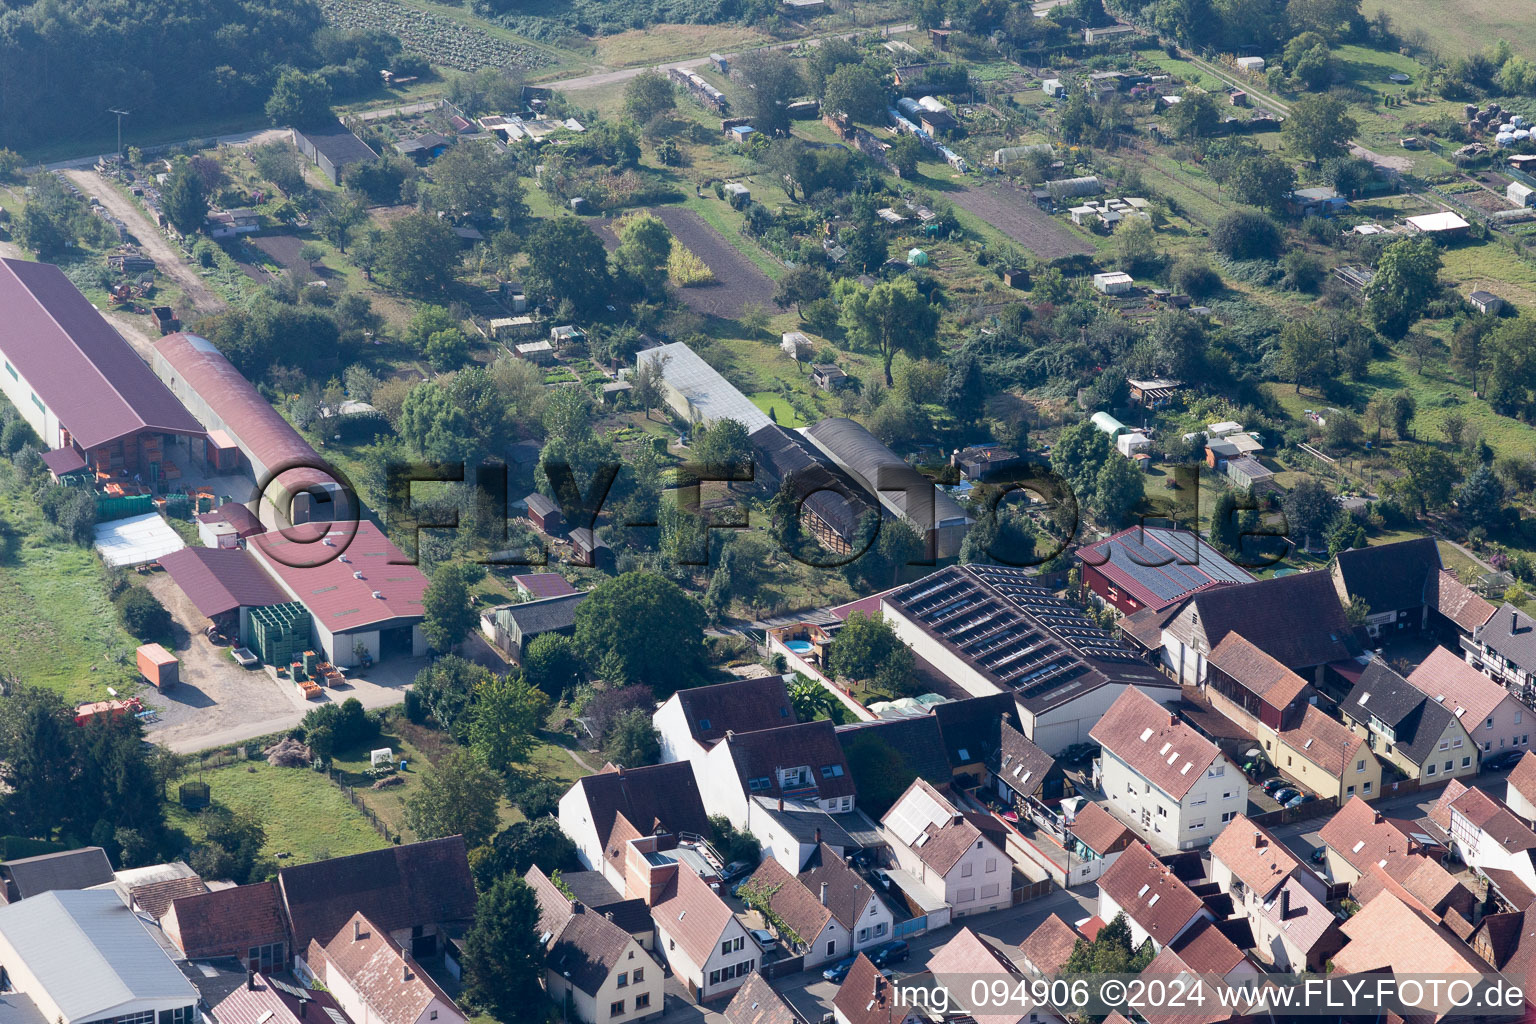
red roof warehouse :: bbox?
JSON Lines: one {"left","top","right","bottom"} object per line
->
{"left": 0, "top": 258, "right": 203, "bottom": 480}
{"left": 248, "top": 519, "right": 429, "bottom": 668}
{"left": 1076, "top": 526, "right": 1253, "bottom": 615}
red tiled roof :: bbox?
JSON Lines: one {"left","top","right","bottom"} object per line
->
{"left": 832, "top": 954, "right": 916, "bottom": 1024}
{"left": 743, "top": 858, "right": 832, "bottom": 948}
{"left": 310, "top": 913, "right": 460, "bottom": 1024}
{"left": 724, "top": 974, "right": 799, "bottom": 1024}
{"left": 1256, "top": 875, "right": 1337, "bottom": 956}
{"left": 1209, "top": 814, "right": 1300, "bottom": 899}
{"left": 160, "top": 546, "right": 288, "bottom": 619}
{"left": 1097, "top": 843, "right": 1205, "bottom": 945}
{"left": 1510, "top": 751, "right": 1536, "bottom": 812}
{"left": 1166, "top": 916, "right": 1246, "bottom": 975}
{"left": 1090, "top": 688, "right": 1222, "bottom": 799}
{"left": 881, "top": 778, "right": 985, "bottom": 875}
{"left": 1018, "top": 914, "right": 1079, "bottom": 975}
{"left": 1206, "top": 634, "right": 1311, "bottom": 710}
{"left": 927, "top": 929, "right": 1024, "bottom": 1024}
{"left": 1406, "top": 646, "right": 1511, "bottom": 735}
{"left": 1067, "top": 802, "right": 1133, "bottom": 857}
{"left": 800, "top": 844, "right": 876, "bottom": 932}
{"left": 1435, "top": 782, "right": 1536, "bottom": 853}
{"left": 1317, "top": 796, "right": 1426, "bottom": 875}
{"left": 1429, "top": 570, "right": 1496, "bottom": 631}
{"left": 165, "top": 881, "right": 289, "bottom": 961}
{"left": 128, "top": 875, "right": 207, "bottom": 921}
{"left": 1278, "top": 705, "right": 1366, "bottom": 779}
{"left": 0, "top": 259, "right": 203, "bottom": 449}
{"left": 652, "top": 867, "right": 738, "bottom": 970}
{"left": 569, "top": 761, "right": 711, "bottom": 868}
{"left": 1334, "top": 892, "right": 1486, "bottom": 975}
{"left": 250, "top": 519, "right": 428, "bottom": 634}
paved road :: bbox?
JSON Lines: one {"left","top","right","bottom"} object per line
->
{"left": 63, "top": 168, "right": 227, "bottom": 314}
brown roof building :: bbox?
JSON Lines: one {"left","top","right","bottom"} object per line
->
{"left": 159, "top": 546, "right": 288, "bottom": 642}
{"left": 724, "top": 974, "right": 801, "bottom": 1024}
{"left": 1066, "top": 802, "right": 1134, "bottom": 859}
{"left": 926, "top": 928, "right": 1025, "bottom": 1024}
{"left": 163, "top": 881, "right": 290, "bottom": 967}
{"left": 741, "top": 858, "right": 836, "bottom": 962}
{"left": 1095, "top": 842, "right": 1210, "bottom": 951}
{"left": 1332, "top": 891, "right": 1486, "bottom": 977}
{"left": 0, "top": 847, "right": 114, "bottom": 904}
{"left": 831, "top": 955, "right": 920, "bottom": 1024}
{"left": 277, "top": 836, "right": 476, "bottom": 954}
{"left": 1204, "top": 633, "right": 1315, "bottom": 731}
{"left": 1091, "top": 688, "right": 1222, "bottom": 799}
{"left": 1018, "top": 913, "right": 1080, "bottom": 975}
{"left": 210, "top": 972, "right": 352, "bottom": 1024}
{"left": 303, "top": 912, "right": 465, "bottom": 1024}
{"left": 1507, "top": 750, "right": 1536, "bottom": 822}
{"left": 559, "top": 761, "right": 712, "bottom": 885}
{"left": 0, "top": 259, "right": 202, "bottom": 459}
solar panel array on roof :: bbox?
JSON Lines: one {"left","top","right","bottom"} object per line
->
{"left": 1080, "top": 527, "right": 1253, "bottom": 610}
{"left": 886, "top": 564, "right": 1162, "bottom": 710}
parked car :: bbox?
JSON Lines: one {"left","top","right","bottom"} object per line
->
{"left": 1284, "top": 792, "right": 1315, "bottom": 808}
{"left": 823, "top": 956, "right": 859, "bottom": 983}
{"left": 722, "top": 860, "right": 754, "bottom": 882}
{"left": 868, "top": 940, "right": 909, "bottom": 968}
{"left": 1310, "top": 846, "right": 1326, "bottom": 864}
{"left": 1485, "top": 750, "right": 1525, "bottom": 771}
{"left": 750, "top": 929, "right": 779, "bottom": 954}
{"left": 1262, "top": 778, "right": 1291, "bottom": 795}
{"left": 1059, "top": 742, "right": 1100, "bottom": 765}
{"left": 1272, "top": 787, "right": 1298, "bottom": 804}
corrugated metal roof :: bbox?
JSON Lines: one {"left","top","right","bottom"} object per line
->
{"left": 0, "top": 259, "right": 203, "bottom": 450}
{"left": 0, "top": 890, "right": 196, "bottom": 1020}
{"left": 249, "top": 520, "right": 428, "bottom": 634}
{"left": 160, "top": 546, "right": 289, "bottom": 619}
{"left": 636, "top": 342, "right": 771, "bottom": 432}
{"left": 152, "top": 333, "right": 330, "bottom": 500}
{"left": 802, "top": 418, "right": 971, "bottom": 529}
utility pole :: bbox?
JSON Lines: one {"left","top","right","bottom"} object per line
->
{"left": 108, "top": 109, "right": 130, "bottom": 157}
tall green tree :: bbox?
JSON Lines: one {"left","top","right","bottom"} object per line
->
{"left": 838, "top": 278, "right": 940, "bottom": 385}
{"left": 623, "top": 69, "right": 676, "bottom": 123}
{"left": 404, "top": 747, "right": 502, "bottom": 847}
{"left": 601, "top": 709, "right": 661, "bottom": 768}
{"left": 422, "top": 561, "right": 477, "bottom": 653}
{"left": 163, "top": 159, "right": 210, "bottom": 236}
{"left": 316, "top": 193, "right": 367, "bottom": 253}
{"left": 376, "top": 212, "right": 461, "bottom": 294}
{"left": 827, "top": 612, "right": 916, "bottom": 696}
{"left": 1094, "top": 456, "right": 1145, "bottom": 527}
{"left": 573, "top": 572, "right": 707, "bottom": 691}
{"left": 522, "top": 632, "right": 583, "bottom": 695}
{"left": 735, "top": 49, "right": 803, "bottom": 135}
{"left": 461, "top": 875, "right": 547, "bottom": 1019}
{"left": 399, "top": 381, "right": 476, "bottom": 463}
{"left": 1050, "top": 420, "right": 1113, "bottom": 507}
{"left": 823, "top": 64, "right": 888, "bottom": 123}
{"left": 1365, "top": 236, "right": 1441, "bottom": 338}
{"left": 1163, "top": 89, "right": 1221, "bottom": 140}
{"left": 524, "top": 217, "right": 613, "bottom": 314}
{"left": 1283, "top": 477, "right": 1338, "bottom": 549}
{"left": 1278, "top": 319, "right": 1333, "bottom": 392}
{"left": 422, "top": 144, "right": 527, "bottom": 226}
{"left": 265, "top": 69, "right": 334, "bottom": 127}
{"left": 614, "top": 212, "right": 673, "bottom": 299}
{"left": 1282, "top": 93, "right": 1358, "bottom": 163}
{"left": 470, "top": 672, "right": 548, "bottom": 776}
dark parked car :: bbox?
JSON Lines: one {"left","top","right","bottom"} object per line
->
{"left": 1284, "top": 792, "right": 1315, "bottom": 808}
{"left": 1262, "top": 777, "right": 1291, "bottom": 795}
{"left": 868, "top": 940, "right": 909, "bottom": 968}
{"left": 1272, "top": 787, "right": 1298, "bottom": 804}
{"left": 1310, "top": 846, "right": 1326, "bottom": 864}
{"left": 1485, "top": 750, "right": 1525, "bottom": 771}
{"left": 822, "top": 956, "right": 859, "bottom": 983}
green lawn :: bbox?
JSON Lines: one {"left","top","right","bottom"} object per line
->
{"left": 0, "top": 470, "right": 142, "bottom": 704}
{"left": 166, "top": 761, "right": 388, "bottom": 865}
{"left": 1361, "top": 0, "right": 1536, "bottom": 60}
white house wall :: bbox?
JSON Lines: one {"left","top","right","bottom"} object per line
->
{"left": 1099, "top": 749, "right": 1248, "bottom": 849}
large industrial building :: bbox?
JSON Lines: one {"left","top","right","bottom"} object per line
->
{"left": 881, "top": 563, "right": 1177, "bottom": 752}
{"left": 152, "top": 333, "right": 344, "bottom": 523}
{"left": 248, "top": 519, "right": 429, "bottom": 668}
{"left": 635, "top": 341, "right": 772, "bottom": 433}
{"left": 0, "top": 258, "right": 204, "bottom": 482}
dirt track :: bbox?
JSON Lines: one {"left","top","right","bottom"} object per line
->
{"left": 63, "top": 168, "right": 226, "bottom": 315}
{"left": 950, "top": 182, "right": 1095, "bottom": 260}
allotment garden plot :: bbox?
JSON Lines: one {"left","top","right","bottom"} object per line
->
{"left": 598, "top": 205, "right": 777, "bottom": 318}
{"left": 951, "top": 181, "right": 1095, "bottom": 260}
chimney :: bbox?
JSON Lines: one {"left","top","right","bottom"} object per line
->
{"left": 1374, "top": 812, "right": 1384, "bottom": 825}
{"left": 1169, "top": 713, "right": 1178, "bottom": 727}
{"left": 779, "top": 794, "right": 785, "bottom": 812}
{"left": 820, "top": 882, "right": 828, "bottom": 905}
{"left": 403, "top": 960, "right": 412, "bottom": 983}
{"left": 605, "top": 911, "right": 614, "bottom": 921}
{"left": 814, "top": 827, "right": 822, "bottom": 846}
{"left": 247, "top": 969, "right": 256, "bottom": 992}
{"left": 1278, "top": 888, "right": 1290, "bottom": 920}
{"left": 300, "top": 998, "right": 308, "bottom": 1020}
{"left": 1253, "top": 831, "right": 1263, "bottom": 848}
{"left": 353, "top": 919, "right": 362, "bottom": 941}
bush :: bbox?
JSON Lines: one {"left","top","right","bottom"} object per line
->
{"left": 1169, "top": 259, "right": 1222, "bottom": 298}
{"left": 668, "top": 244, "right": 715, "bottom": 286}
{"left": 115, "top": 586, "right": 173, "bottom": 643}
{"left": 1211, "top": 209, "right": 1284, "bottom": 261}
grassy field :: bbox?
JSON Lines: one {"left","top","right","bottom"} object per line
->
{"left": 167, "top": 761, "right": 388, "bottom": 865}
{"left": 0, "top": 470, "right": 142, "bottom": 704}
{"left": 1361, "top": 0, "right": 1536, "bottom": 60}
{"left": 594, "top": 24, "right": 773, "bottom": 66}
{"left": 1440, "top": 238, "right": 1536, "bottom": 310}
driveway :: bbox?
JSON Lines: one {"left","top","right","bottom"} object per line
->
{"left": 62, "top": 168, "right": 226, "bottom": 315}
{"left": 138, "top": 571, "right": 426, "bottom": 754}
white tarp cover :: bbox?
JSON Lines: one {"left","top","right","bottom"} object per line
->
{"left": 94, "top": 512, "right": 187, "bottom": 567}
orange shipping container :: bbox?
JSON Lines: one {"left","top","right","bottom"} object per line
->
{"left": 136, "top": 643, "right": 178, "bottom": 689}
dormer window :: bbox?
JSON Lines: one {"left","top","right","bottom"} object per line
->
{"left": 699, "top": 718, "right": 712, "bottom": 730}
